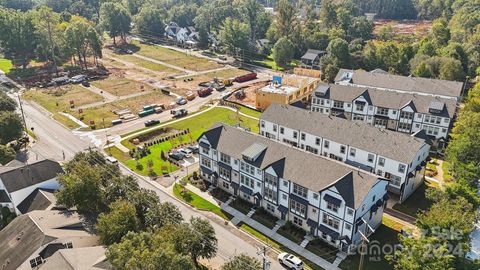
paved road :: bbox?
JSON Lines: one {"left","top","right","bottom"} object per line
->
{"left": 13, "top": 90, "right": 285, "bottom": 270}
{"left": 13, "top": 94, "right": 93, "bottom": 163}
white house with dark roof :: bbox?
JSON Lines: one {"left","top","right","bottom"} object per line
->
{"left": 0, "top": 159, "right": 63, "bottom": 214}
{"left": 198, "top": 123, "right": 389, "bottom": 253}
{"left": 334, "top": 69, "right": 464, "bottom": 101}
{"left": 310, "top": 83, "right": 457, "bottom": 150}
{"left": 260, "top": 104, "right": 430, "bottom": 203}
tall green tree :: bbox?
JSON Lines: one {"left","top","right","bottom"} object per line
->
{"left": 100, "top": 2, "right": 131, "bottom": 45}
{"left": 33, "top": 6, "right": 62, "bottom": 73}
{"left": 0, "top": 10, "right": 38, "bottom": 68}
{"left": 169, "top": 4, "right": 197, "bottom": 28}
{"left": 272, "top": 37, "right": 294, "bottom": 66}
{"left": 134, "top": 7, "right": 164, "bottom": 37}
{"left": 269, "top": 0, "right": 297, "bottom": 42}
{"left": 219, "top": 18, "right": 250, "bottom": 56}
{"left": 326, "top": 38, "right": 350, "bottom": 67}
{"left": 97, "top": 200, "right": 141, "bottom": 245}
{"left": 0, "top": 111, "right": 23, "bottom": 144}
{"left": 107, "top": 229, "right": 195, "bottom": 270}
{"left": 64, "top": 18, "right": 103, "bottom": 69}
{"left": 145, "top": 202, "right": 183, "bottom": 230}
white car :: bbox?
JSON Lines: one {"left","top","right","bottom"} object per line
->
{"left": 179, "top": 148, "right": 193, "bottom": 157}
{"left": 278, "top": 253, "right": 303, "bottom": 270}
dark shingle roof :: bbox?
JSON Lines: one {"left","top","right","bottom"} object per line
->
{"left": 0, "top": 160, "right": 63, "bottom": 193}
{"left": 200, "top": 124, "right": 384, "bottom": 208}
{"left": 17, "top": 188, "right": 56, "bottom": 214}
{"left": 313, "top": 83, "right": 457, "bottom": 118}
{"left": 334, "top": 69, "right": 464, "bottom": 99}
{"left": 0, "top": 189, "right": 10, "bottom": 203}
{"left": 261, "top": 104, "right": 428, "bottom": 164}
{"left": 301, "top": 49, "right": 324, "bottom": 60}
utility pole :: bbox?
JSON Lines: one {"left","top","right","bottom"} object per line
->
{"left": 17, "top": 94, "right": 27, "bottom": 131}
{"left": 257, "top": 244, "right": 271, "bottom": 270}
{"left": 358, "top": 218, "right": 373, "bottom": 270}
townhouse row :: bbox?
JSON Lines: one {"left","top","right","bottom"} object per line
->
{"left": 198, "top": 123, "right": 389, "bottom": 253}
{"left": 260, "top": 104, "right": 430, "bottom": 203}
{"left": 310, "top": 83, "right": 457, "bottom": 150}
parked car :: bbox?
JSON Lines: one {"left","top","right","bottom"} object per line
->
{"left": 188, "top": 145, "right": 199, "bottom": 154}
{"left": 70, "top": 74, "right": 87, "bottom": 83}
{"left": 278, "top": 253, "right": 303, "bottom": 270}
{"left": 219, "top": 55, "right": 227, "bottom": 61}
{"left": 176, "top": 97, "right": 187, "bottom": 105}
{"left": 144, "top": 119, "right": 160, "bottom": 127}
{"left": 106, "top": 156, "right": 118, "bottom": 165}
{"left": 81, "top": 81, "right": 90, "bottom": 87}
{"left": 171, "top": 108, "right": 188, "bottom": 118}
{"left": 197, "top": 87, "right": 213, "bottom": 97}
{"left": 169, "top": 152, "right": 185, "bottom": 161}
{"left": 179, "top": 148, "right": 193, "bottom": 157}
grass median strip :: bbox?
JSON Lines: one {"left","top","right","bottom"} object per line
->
{"left": 172, "top": 183, "right": 232, "bottom": 220}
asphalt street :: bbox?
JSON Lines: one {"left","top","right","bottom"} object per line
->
{"left": 14, "top": 90, "right": 285, "bottom": 270}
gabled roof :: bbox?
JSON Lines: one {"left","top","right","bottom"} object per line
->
{"left": 261, "top": 104, "right": 428, "bottom": 164}
{"left": 199, "top": 124, "right": 384, "bottom": 207}
{"left": 0, "top": 159, "right": 63, "bottom": 193}
{"left": 334, "top": 69, "right": 464, "bottom": 99}
{"left": 0, "top": 210, "right": 97, "bottom": 270}
{"left": 17, "top": 188, "right": 56, "bottom": 214}
{"left": 313, "top": 83, "right": 457, "bottom": 118}
{"left": 40, "top": 246, "right": 109, "bottom": 270}
{"left": 301, "top": 49, "right": 325, "bottom": 60}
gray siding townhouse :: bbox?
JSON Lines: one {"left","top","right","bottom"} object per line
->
{"left": 260, "top": 104, "right": 430, "bottom": 203}
{"left": 198, "top": 123, "right": 389, "bottom": 253}
{"left": 310, "top": 83, "right": 457, "bottom": 151}
{"left": 334, "top": 69, "right": 465, "bottom": 101}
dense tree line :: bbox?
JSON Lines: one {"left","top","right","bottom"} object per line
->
{"left": 0, "top": 6, "right": 102, "bottom": 71}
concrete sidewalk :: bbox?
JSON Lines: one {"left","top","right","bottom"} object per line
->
{"left": 221, "top": 203, "right": 342, "bottom": 270}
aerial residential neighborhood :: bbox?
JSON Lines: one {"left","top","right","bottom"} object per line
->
{"left": 0, "top": 0, "right": 479, "bottom": 270}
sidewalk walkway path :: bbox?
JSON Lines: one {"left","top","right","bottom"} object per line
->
{"left": 221, "top": 203, "right": 341, "bottom": 270}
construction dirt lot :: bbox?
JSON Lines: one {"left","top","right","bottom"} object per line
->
{"left": 373, "top": 19, "right": 432, "bottom": 37}
{"left": 227, "top": 81, "right": 269, "bottom": 108}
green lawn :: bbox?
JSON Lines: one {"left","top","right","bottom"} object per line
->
{"left": 0, "top": 58, "right": 13, "bottom": 73}
{"left": 253, "top": 53, "right": 299, "bottom": 71}
{"left": 392, "top": 182, "right": 434, "bottom": 218}
{"left": 114, "top": 107, "right": 259, "bottom": 176}
{"left": 339, "top": 225, "right": 399, "bottom": 270}
{"left": 238, "top": 105, "right": 262, "bottom": 118}
{"left": 131, "top": 40, "right": 223, "bottom": 71}
{"left": 172, "top": 183, "right": 232, "bottom": 220}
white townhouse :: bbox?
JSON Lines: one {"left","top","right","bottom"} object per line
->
{"left": 310, "top": 83, "right": 457, "bottom": 151}
{"left": 334, "top": 68, "right": 465, "bottom": 101}
{"left": 198, "top": 123, "right": 389, "bottom": 253}
{"left": 260, "top": 104, "right": 430, "bottom": 203}
{"left": 0, "top": 159, "right": 63, "bottom": 215}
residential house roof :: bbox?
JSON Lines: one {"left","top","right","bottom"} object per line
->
{"left": 334, "top": 69, "right": 464, "bottom": 99}
{"left": 313, "top": 83, "right": 457, "bottom": 118}
{"left": 17, "top": 188, "right": 56, "bottom": 214}
{"left": 301, "top": 49, "right": 325, "bottom": 61}
{"left": 200, "top": 124, "right": 385, "bottom": 208}
{"left": 40, "top": 246, "right": 110, "bottom": 270}
{"left": 0, "top": 159, "right": 63, "bottom": 193}
{"left": 0, "top": 189, "right": 10, "bottom": 203}
{"left": 0, "top": 210, "right": 97, "bottom": 270}
{"left": 261, "top": 104, "right": 428, "bottom": 164}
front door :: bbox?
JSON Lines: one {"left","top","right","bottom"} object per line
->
{"left": 281, "top": 212, "right": 286, "bottom": 220}
{"left": 310, "top": 225, "right": 315, "bottom": 235}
